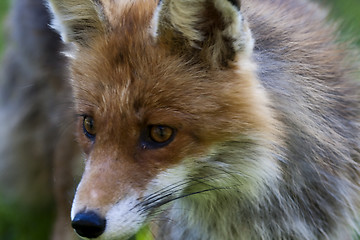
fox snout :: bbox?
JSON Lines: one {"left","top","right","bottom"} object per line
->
{"left": 70, "top": 164, "right": 190, "bottom": 240}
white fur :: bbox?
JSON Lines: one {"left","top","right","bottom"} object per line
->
{"left": 101, "top": 193, "right": 144, "bottom": 240}
{"left": 149, "top": 2, "right": 162, "bottom": 38}
{"left": 145, "top": 164, "right": 189, "bottom": 195}
{"left": 46, "top": 1, "right": 68, "bottom": 43}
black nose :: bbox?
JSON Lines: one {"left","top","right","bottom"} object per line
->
{"left": 72, "top": 211, "right": 106, "bottom": 239}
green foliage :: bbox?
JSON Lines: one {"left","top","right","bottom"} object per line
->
{"left": 0, "top": 0, "right": 10, "bottom": 54}
{"left": 0, "top": 196, "right": 54, "bottom": 240}
{"left": 322, "top": 0, "right": 360, "bottom": 45}
{"left": 130, "top": 225, "right": 154, "bottom": 240}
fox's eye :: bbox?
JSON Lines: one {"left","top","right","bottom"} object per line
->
{"left": 83, "top": 116, "right": 96, "bottom": 140}
{"left": 149, "top": 125, "right": 174, "bottom": 144}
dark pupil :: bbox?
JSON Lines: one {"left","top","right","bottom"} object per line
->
{"left": 156, "top": 127, "right": 167, "bottom": 138}
{"left": 151, "top": 125, "right": 172, "bottom": 143}
{"left": 86, "top": 119, "right": 93, "bottom": 130}
{"left": 84, "top": 117, "right": 95, "bottom": 135}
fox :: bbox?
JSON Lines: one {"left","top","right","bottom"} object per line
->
{"left": 46, "top": 0, "right": 360, "bottom": 239}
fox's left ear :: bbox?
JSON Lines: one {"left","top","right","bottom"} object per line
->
{"left": 152, "top": 0, "right": 254, "bottom": 68}
{"left": 47, "top": 0, "right": 107, "bottom": 50}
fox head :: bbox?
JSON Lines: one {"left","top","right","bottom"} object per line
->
{"left": 48, "top": 0, "right": 278, "bottom": 239}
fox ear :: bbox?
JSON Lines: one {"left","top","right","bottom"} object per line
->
{"left": 152, "top": 0, "right": 253, "bottom": 68}
{"left": 47, "top": 0, "right": 107, "bottom": 47}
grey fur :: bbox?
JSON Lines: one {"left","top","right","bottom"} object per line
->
{"left": 153, "top": 0, "right": 360, "bottom": 239}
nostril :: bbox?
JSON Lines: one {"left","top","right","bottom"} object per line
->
{"left": 72, "top": 211, "right": 106, "bottom": 239}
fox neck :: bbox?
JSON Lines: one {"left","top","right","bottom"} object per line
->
{"left": 153, "top": 137, "right": 281, "bottom": 240}
{"left": 156, "top": 181, "right": 278, "bottom": 240}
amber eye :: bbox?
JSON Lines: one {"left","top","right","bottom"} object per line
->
{"left": 149, "top": 125, "right": 174, "bottom": 144}
{"left": 83, "top": 116, "right": 96, "bottom": 140}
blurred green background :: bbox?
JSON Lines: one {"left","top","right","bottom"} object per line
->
{"left": 0, "top": 0, "right": 10, "bottom": 54}
{"left": 0, "top": 0, "right": 359, "bottom": 240}
{"left": 325, "top": 0, "right": 360, "bottom": 46}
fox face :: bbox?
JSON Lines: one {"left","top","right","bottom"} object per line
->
{"left": 48, "top": 0, "right": 277, "bottom": 238}
{"left": 48, "top": 0, "right": 360, "bottom": 239}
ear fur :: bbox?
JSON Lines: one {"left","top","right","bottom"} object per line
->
{"left": 47, "top": 0, "right": 107, "bottom": 47}
{"left": 153, "top": 0, "right": 253, "bottom": 68}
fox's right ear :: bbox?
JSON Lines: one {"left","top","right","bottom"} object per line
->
{"left": 47, "top": 0, "right": 107, "bottom": 49}
{"left": 152, "top": 0, "right": 253, "bottom": 68}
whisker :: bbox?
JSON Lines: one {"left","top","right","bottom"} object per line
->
{"left": 132, "top": 179, "right": 193, "bottom": 211}
{"left": 142, "top": 187, "right": 231, "bottom": 212}
{"left": 136, "top": 169, "right": 246, "bottom": 215}
{"left": 140, "top": 178, "right": 193, "bottom": 203}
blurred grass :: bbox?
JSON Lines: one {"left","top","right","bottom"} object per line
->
{"left": 0, "top": 0, "right": 359, "bottom": 240}
{"left": 325, "top": 0, "right": 360, "bottom": 45}
{"left": 132, "top": 226, "right": 154, "bottom": 240}
{"left": 0, "top": 0, "right": 10, "bottom": 55}
{"left": 0, "top": 197, "right": 54, "bottom": 240}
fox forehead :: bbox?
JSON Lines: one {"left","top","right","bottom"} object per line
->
{"left": 72, "top": 41, "right": 200, "bottom": 130}
{"left": 69, "top": 0, "right": 275, "bottom": 164}
{"left": 67, "top": 0, "right": 271, "bottom": 142}
{"left": 71, "top": 41, "right": 266, "bottom": 143}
